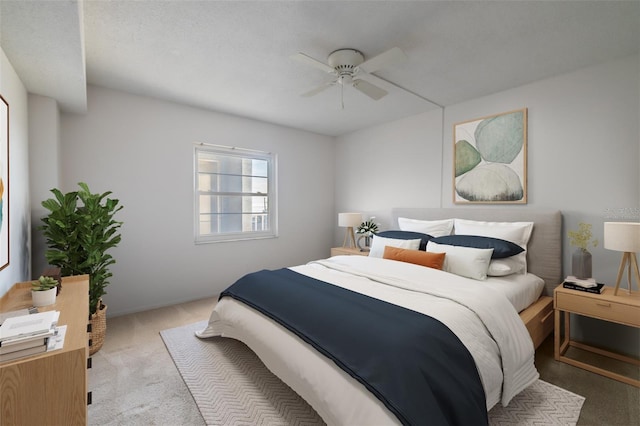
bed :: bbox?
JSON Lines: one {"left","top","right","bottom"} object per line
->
{"left": 390, "top": 208, "right": 561, "bottom": 350}
{"left": 197, "top": 208, "right": 562, "bottom": 425}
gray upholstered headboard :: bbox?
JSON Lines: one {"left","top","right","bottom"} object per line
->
{"left": 391, "top": 208, "right": 562, "bottom": 296}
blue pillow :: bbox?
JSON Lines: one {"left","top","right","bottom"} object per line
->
{"left": 375, "top": 231, "right": 433, "bottom": 251}
{"left": 431, "top": 235, "right": 524, "bottom": 259}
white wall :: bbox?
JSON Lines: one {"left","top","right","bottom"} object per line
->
{"left": 28, "top": 94, "right": 61, "bottom": 278}
{"left": 52, "top": 85, "right": 335, "bottom": 316}
{"left": 334, "top": 108, "right": 444, "bottom": 242}
{"left": 336, "top": 54, "right": 640, "bottom": 355}
{"left": 0, "top": 48, "right": 31, "bottom": 295}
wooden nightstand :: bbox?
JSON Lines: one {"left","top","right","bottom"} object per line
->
{"left": 554, "top": 285, "right": 640, "bottom": 387}
{"left": 330, "top": 247, "right": 369, "bottom": 257}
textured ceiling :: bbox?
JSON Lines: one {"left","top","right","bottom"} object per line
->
{"left": 1, "top": 1, "right": 639, "bottom": 136}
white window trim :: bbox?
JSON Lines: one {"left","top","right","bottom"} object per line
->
{"left": 193, "top": 143, "right": 278, "bottom": 244}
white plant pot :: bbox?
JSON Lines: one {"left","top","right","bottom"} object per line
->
{"left": 32, "top": 287, "right": 57, "bottom": 307}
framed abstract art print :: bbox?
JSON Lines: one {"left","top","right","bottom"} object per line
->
{"left": 453, "top": 108, "right": 527, "bottom": 204}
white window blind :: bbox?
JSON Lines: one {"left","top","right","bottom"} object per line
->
{"left": 194, "top": 144, "right": 277, "bottom": 243}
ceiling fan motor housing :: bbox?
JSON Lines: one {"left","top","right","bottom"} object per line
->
{"left": 327, "top": 49, "right": 364, "bottom": 77}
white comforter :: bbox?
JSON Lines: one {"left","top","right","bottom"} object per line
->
{"left": 197, "top": 255, "right": 539, "bottom": 425}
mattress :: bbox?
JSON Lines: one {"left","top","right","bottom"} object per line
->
{"left": 484, "top": 273, "right": 545, "bottom": 313}
{"left": 198, "top": 255, "right": 539, "bottom": 425}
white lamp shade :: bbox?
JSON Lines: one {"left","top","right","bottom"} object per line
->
{"left": 604, "top": 222, "right": 640, "bottom": 252}
{"left": 338, "top": 212, "right": 362, "bottom": 227}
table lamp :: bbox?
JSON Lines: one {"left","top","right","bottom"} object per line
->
{"left": 604, "top": 222, "right": 640, "bottom": 295}
{"left": 339, "top": 212, "right": 362, "bottom": 248}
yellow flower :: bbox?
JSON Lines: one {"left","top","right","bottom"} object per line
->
{"left": 568, "top": 222, "right": 598, "bottom": 250}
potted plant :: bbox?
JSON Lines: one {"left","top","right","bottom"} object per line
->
{"left": 568, "top": 222, "right": 598, "bottom": 279}
{"left": 356, "top": 217, "right": 379, "bottom": 251}
{"left": 40, "top": 182, "right": 123, "bottom": 354}
{"left": 31, "top": 276, "right": 59, "bottom": 307}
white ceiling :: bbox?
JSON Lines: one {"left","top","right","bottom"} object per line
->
{"left": 1, "top": 1, "right": 639, "bottom": 136}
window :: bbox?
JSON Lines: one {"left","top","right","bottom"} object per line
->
{"left": 194, "top": 144, "right": 277, "bottom": 243}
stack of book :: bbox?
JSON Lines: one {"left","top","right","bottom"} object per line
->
{"left": 562, "top": 276, "right": 605, "bottom": 294}
{"left": 0, "top": 310, "right": 59, "bottom": 362}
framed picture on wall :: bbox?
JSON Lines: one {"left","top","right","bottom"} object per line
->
{"left": 453, "top": 108, "right": 527, "bottom": 204}
{"left": 0, "top": 95, "right": 8, "bottom": 271}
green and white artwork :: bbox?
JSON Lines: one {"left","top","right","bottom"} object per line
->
{"left": 454, "top": 108, "right": 527, "bottom": 204}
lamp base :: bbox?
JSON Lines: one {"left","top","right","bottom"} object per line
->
{"left": 613, "top": 252, "right": 640, "bottom": 296}
{"left": 342, "top": 227, "right": 356, "bottom": 249}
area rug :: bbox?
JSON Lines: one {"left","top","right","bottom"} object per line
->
{"left": 161, "top": 321, "right": 585, "bottom": 426}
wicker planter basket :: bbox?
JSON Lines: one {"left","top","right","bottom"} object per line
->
{"left": 89, "top": 301, "right": 107, "bottom": 355}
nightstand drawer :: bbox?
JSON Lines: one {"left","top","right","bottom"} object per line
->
{"left": 556, "top": 291, "right": 640, "bottom": 327}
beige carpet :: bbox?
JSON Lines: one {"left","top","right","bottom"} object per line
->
{"left": 161, "top": 320, "right": 586, "bottom": 426}
{"left": 88, "top": 331, "right": 205, "bottom": 425}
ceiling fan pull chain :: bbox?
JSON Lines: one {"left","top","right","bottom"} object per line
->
{"left": 340, "top": 76, "right": 345, "bottom": 110}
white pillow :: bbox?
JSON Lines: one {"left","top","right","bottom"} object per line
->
{"left": 453, "top": 218, "right": 533, "bottom": 248}
{"left": 426, "top": 241, "right": 493, "bottom": 280}
{"left": 398, "top": 217, "right": 454, "bottom": 237}
{"left": 487, "top": 257, "right": 525, "bottom": 276}
{"left": 454, "top": 219, "right": 533, "bottom": 273}
{"left": 369, "top": 235, "right": 421, "bottom": 258}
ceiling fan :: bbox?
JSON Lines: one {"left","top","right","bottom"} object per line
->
{"left": 291, "top": 47, "right": 407, "bottom": 107}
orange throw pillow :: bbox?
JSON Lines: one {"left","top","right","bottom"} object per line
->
{"left": 383, "top": 246, "right": 446, "bottom": 270}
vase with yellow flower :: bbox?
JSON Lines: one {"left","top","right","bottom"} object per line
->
{"left": 568, "top": 222, "right": 598, "bottom": 279}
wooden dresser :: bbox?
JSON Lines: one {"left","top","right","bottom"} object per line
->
{"left": 0, "top": 275, "right": 90, "bottom": 425}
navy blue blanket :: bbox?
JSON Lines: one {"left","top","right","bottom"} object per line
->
{"left": 220, "top": 268, "right": 488, "bottom": 426}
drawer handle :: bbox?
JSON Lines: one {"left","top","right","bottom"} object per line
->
{"left": 541, "top": 310, "right": 554, "bottom": 324}
{"left": 595, "top": 302, "right": 611, "bottom": 308}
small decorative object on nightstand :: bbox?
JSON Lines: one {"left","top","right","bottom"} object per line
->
{"left": 356, "top": 217, "right": 379, "bottom": 252}
{"left": 567, "top": 222, "right": 598, "bottom": 279}
{"left": 338, "top": 212, "right": 362, "bottom": 249}
{"left": 604, "top": 221, "right": 640, "bottom": 295}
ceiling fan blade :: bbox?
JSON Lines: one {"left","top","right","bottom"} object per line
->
{"left": 301, "top": 81, "right": 336, "bottom": 97}
{"left": 358, "top": 47, "right": 407, "bottom": 74}
{"left": 290, "top": 52, "right": 335, "bottom": 74}
{"left": 352, "top": 79, "right": 388, "bottom": 100}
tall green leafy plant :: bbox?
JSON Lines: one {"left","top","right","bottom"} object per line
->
{"left": 40, "top": 182, "right": 123, "bottom": 315}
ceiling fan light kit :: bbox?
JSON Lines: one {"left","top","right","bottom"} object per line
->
{"left": 292, "top": 47, "right": 407, "bottom": 107}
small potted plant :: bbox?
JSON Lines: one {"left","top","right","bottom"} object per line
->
{"left": 568, "top": 222, "right": 598, "bottom": 279}
{"left": 31, "top": 276, "right": 59, "bottom": 307}
{"left": 356, "top": 217, "right": 380, "bottom": 251}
